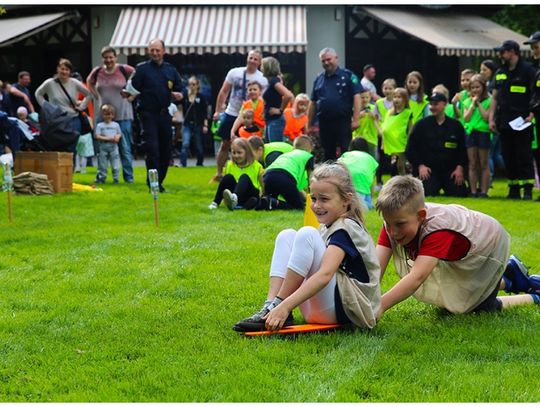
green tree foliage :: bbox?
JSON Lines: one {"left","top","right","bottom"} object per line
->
{"left": 490, "top": 5, "right": 540, "bottom": 36}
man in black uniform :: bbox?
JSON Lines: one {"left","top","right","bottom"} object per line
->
{"left": 489, "top": 40, "right": 536, "bottom": 200}
{"left": 523, "top": 31, "right": 540, "bottom": 201}
{"left": 308, "top": 47, "right": 363, "bottom": 161}
{"left": 406, "top": 92, "right": 468, "bottom": 197}
{"left": 129, "top": 39, "right": 184, "bottom": 192}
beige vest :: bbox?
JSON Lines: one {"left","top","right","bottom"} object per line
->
{"left": 321, "top": 218, "right": 381, "bottom": 328}
{"left": 389, "top": 203, "right": 509, "bottom": 314}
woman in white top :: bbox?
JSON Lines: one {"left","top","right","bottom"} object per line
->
{"left": 35, "top": 58, "right": 92, "bottom": 135}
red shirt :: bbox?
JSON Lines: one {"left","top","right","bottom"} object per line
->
{"left": 378, "top": 226, "right": 471, "bottom": 261}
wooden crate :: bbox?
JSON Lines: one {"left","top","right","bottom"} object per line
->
{"left": 14, "top": 151, "right": 73, "bottom": 193}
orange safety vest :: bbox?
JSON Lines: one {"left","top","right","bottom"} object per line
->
{"left": 242, "top": 98, "right": 266, "bottom": 130}
{"left": 283, "top": 108, "right": 308, "bottom": 141}
{"left": 239, "top": 126, "right": 263, "bottom": 139}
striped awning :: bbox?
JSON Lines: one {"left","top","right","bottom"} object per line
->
{"left": 110, "top": 6, "right": 307, "bottom": 56}
{"left": 362, "top": 6, "right": 531, "bottom": 57}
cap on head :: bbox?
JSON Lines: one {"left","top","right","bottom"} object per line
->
{"left": 523, "top": 31, "right": 540, "bottom": 45}
{"left": 427, "top": 92, "right": 447, "bottom": 103}
{"left": 493, "top": 40, "right": 520, "bottom": 53}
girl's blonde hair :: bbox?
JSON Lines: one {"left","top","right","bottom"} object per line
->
{"left": 405, "top": 71, "right": 425, "bottom": 101}
{"left": 188, "top": 76, "right": 200, "bottom": 93}
{"left": 388, "top": 87, "right": 410, "bottom": 115}
{"left": 231, "top": 137, "right": 256, "bottom": 166}
{"left": 310, "top": 162, "right": 364, "bottom": 224}
{"left": 261, "top": 56, "right": 282, "bottom": 78}
{"left": 469, "top": 74, "right": 488, "bottom": 100}
{"left": 293, "top": 93, "right": 309, "bottom": 107}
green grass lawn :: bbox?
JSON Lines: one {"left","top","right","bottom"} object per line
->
{"left": 1, "top": 165, "right": 539, "bottom": 401}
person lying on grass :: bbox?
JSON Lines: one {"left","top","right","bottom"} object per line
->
{"left": 233, "top": 162, "right": 381, "bottom": 332}
{"left": 375, "top": 175, "right": 540, "bottom": 319}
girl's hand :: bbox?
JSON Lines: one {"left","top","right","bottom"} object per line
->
{"left": 472, "top": 96, "right": 479, "bottom": 105}
{"left": 263, "top": 303, "right": 291, "bottom": 331}
{"left": 202, "top": 125, "right": 208, "bottom": 134}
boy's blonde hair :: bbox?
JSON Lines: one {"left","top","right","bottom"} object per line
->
{"left": 375, "top": 175, "right": 425, "bottom": 215}
{"left": 310, "top": 162, "right": 364, "bottom": 224}
{"left": 247, "top": 135, "right": 264, "bottom": 151}
{"left": 247, "top": 80, "right": 262, "bottom": 91}
{"left": 101, "top": 103, "right": 116, "bottom": 116}
{"left": 242, "top": 109, "right": 254, "bottom": 120}
{"left": 293, "top": 135, "right": 313, "bottom": 152}
{"left": 382, "top": 78, "right": 397, "bottom": 88}
{"left": 461, "top": 68, "right": 476, "bottom": 77}
{"left": 432, "top": 84, "right": 449, "bottom": 99}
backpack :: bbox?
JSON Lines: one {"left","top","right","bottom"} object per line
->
{"left": 90, "top": 65, "right": 130, "bottom": 84}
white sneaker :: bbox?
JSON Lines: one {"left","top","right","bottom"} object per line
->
{"left": 208, "top": 202, "right": 218, "bottom": 210}
{"left": 223, "top": 189, "right": 238, "bottom": 211}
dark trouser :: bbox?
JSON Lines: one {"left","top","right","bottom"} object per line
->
{"left": 318, "top": 117, "right": 352, "bottom": 161}
{"left": 499, "top": 126, "right": 534, "bottom": 184}
{"left": 263, "top": 169, "right": 305, "bottom": 209}
{"left": 213, "top": 174, "right": 259, "bottom": 205}
{"left": 141, "top": 110, "right": 173, "bottom": 187}
{"left": 422, "top": 169, "right": 468, "bottom": 197}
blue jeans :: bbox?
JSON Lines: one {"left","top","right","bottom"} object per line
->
{"left": 180, "top": 123, "right": 204, "bottom": 166}
{"left": 117, "top": 119, "right": 134, "bottom": 182}
{"left": 264, "top": 115, "right": 285, "bottom": 142}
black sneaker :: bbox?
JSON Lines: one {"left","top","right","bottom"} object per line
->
{"left": 233, "top": 306, "right": 294, "bottom": 332}
{"left": 243, "top": 196, "right": 259, "bottom": 210}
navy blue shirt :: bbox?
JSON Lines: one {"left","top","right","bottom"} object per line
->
{"left": 311, "top": 66, "right": 363, "bottom": 121}
{"left": 131, "top": 59, "right": 183, "bottom": 112}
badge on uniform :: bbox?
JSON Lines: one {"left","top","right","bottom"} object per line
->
{"left": 168, "top": 80, "right": 173, "bottom": 90}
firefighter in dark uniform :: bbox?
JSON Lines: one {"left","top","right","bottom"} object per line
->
{"left": 489, "top": 40, "right": 536, "bottom": 200}
{"left": 130, "top": 39, "right": 184, "bottom": 192}
{"left": 308, "top": 47, "right": 363, "bottom": 161}
{"left": 406, "top": 92, "right": 468, "bottom": 197}
{"left": 524, "top": 31, "right": 540, "bottom": 201}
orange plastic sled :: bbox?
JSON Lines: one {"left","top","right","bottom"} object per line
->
{"left": 244, "top": 323, "right": 343, "bottom": 337}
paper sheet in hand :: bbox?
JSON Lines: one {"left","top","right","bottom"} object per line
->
{"left": 508, "top": 116, "right": 532, "bottom": 131}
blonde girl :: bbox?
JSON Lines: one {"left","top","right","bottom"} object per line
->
{"left": 233, "top": 162, "right": 381, "bottom": 332}
{"left": 381, "top": 87, "right": 413, "bottom": 175}
{"left": 283, "top": 93, "right": 310, "bottom": 142}
{"left": 463, "top": 74, "right": 492, "bottom": 197}
{"left": 404, "top": 71, "right": 429, "bottom": 125}
{"left": 208, "top": 138, "right": 264, "bottom": 210}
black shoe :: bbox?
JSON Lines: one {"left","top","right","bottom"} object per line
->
{"left": 244, "top": 196, "right": 259, "bottom": 210}
{"left": 255, "top": 196, "right": 270, "bottom": 211}
{"left": 233, "top": 307, "right": 294, "bottom": 332}
{"left": 159, "top": 185, "right": 166, "bottom": 193}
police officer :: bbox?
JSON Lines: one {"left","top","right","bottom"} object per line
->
{"left": 488, "top": 40, "right": 536, "bottom": 200}
{"left": 406, "top": 92, "right": 468, "bottom": 197}
{"left": 524, "top": 31, "right": 540, "bottom": 201}
{"left": 129, "top": 39, "right": 184, "bottom": 192}
{"left": 308, "top": 48, "right": 363, "bottom": 161}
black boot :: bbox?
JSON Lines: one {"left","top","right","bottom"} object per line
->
{"left": 523, "top": 184, "right": 533, "bottom": 200}
{"left": 507, "top": 184, "right": 521, "bottom": 200}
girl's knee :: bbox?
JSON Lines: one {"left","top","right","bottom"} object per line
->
{"left": 296, "top": 226, "right": 321, "bottom": 242}
{"left": 275, "top": 228, "right": 297, "bottom": 244}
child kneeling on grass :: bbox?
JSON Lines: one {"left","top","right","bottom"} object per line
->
{"left": 233, "top": 162, "right": 381, "bottom": 332}
{"left": 375, "top": 175, "right": 540, "bottom": 319}
{"left": 208, "top": 138, "right": 264, "bottom": 210}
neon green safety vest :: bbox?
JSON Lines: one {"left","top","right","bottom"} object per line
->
{"left": 352, "top": 104, "right": 378, "bottom": 146}
{"left": 225, "top": 160, "right": 264, "bottom": 191}
{"left": 263, "top": 142, "right": 293, "bottom": 166}
{"left": 338, "top": 151, "right": 379, "bottom": 195}
{"left": 462, "top": 96, "right": 491, "bottom": 134}
{"left": 267, "top": 149, "right": 313, "bottom": 191}
{"left": 376, "top": 98, "right": 391, "bottom": 124}
{"left": 409, "top": 95, "right": 428, "bottom": 125}
{"left": 381, "top": 108, "right": 412, "bottom": 155}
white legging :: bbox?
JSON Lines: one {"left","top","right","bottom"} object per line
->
{"left": 269, "top": 226, "right": 337, "bottom": 324}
